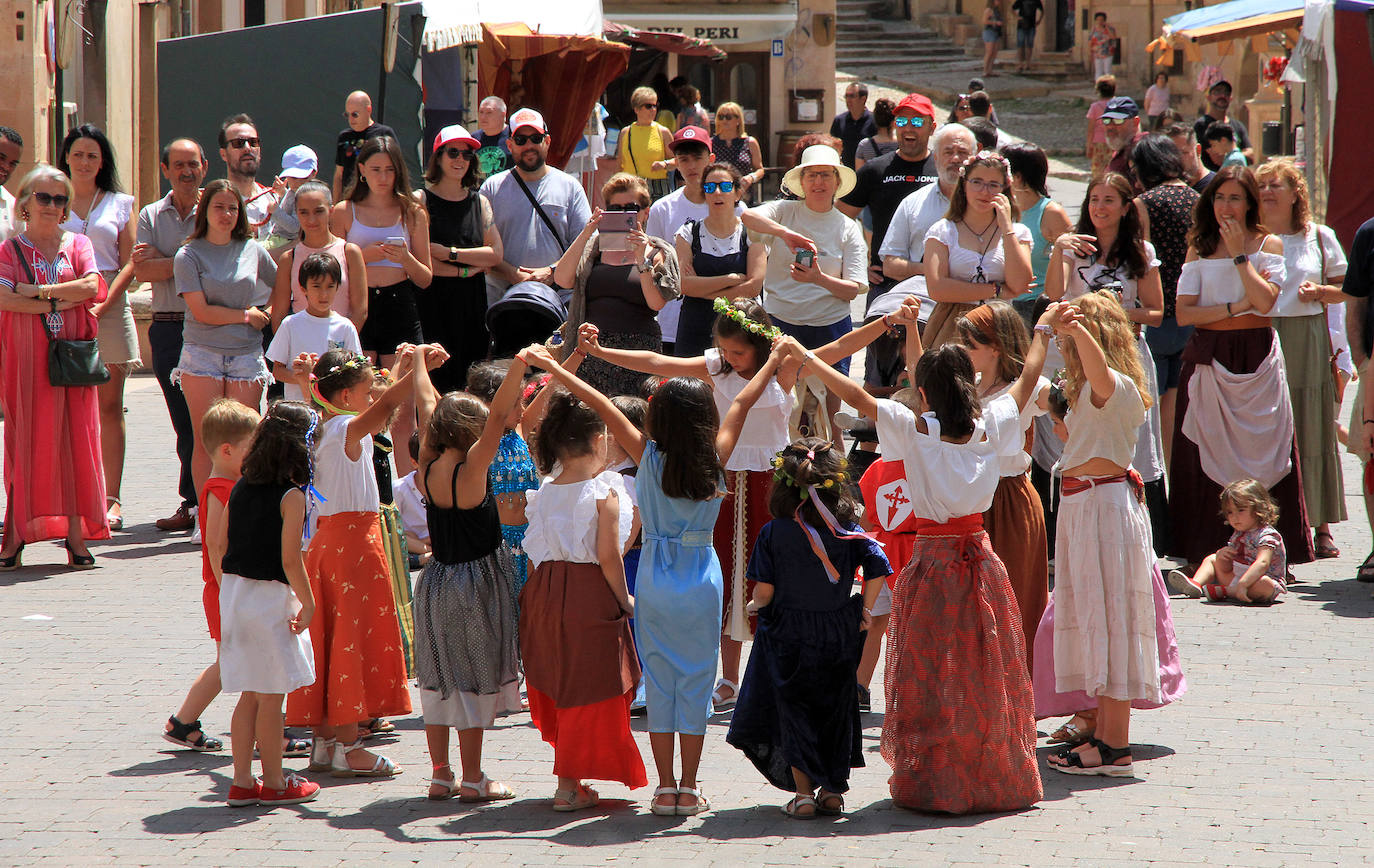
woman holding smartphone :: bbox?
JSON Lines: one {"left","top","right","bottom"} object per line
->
{"left": 555, "top": 173, "right": 680, "bottom": 397}
{"left": 331, "top": 135, "right": 432, "bottom": 472}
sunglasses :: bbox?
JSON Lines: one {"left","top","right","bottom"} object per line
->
{"left": 443, "top": 147, "right": 475, "bottom": 161}
{"left": 1101, "top": 117, "right": 1130, "bottom": 126}
{"left": 512, "top": 133, "right": 546, "bottom": 146}
{"left": 893, "top": 116, "right": 927, "bottom": 128}
{"left": 343, "top": 111, "right": 361, "bottom": 119}
{"left": 702, "top": 181, "right": 735, "bottom": 193}
{"left": 637, "top": 103, "right": 658, "bottom": 110}
{"left": 31, "top": 192, "right": 70, "bottom": 208}
{"left": 227, "top": 136, "right": 260, "bottom": 149}
{"left": 605, "top": 203, "right": 644, "bottom": 212}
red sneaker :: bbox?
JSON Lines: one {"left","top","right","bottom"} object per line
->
{"left": 258, "top": 773, "right": 321, "bottom": 807}
{"left": 226, "top": 779, "right": 261, "bottom": 807}
{"left": 1204, "top": 584, "right": 1228, "bottom": 602}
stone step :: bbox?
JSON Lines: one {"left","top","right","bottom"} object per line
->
{"left": 836, "top": 48, "right": 970, "bottom": 64}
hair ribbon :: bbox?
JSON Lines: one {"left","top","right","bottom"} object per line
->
{"left": 302, "top": 409, "right": 328, "bottom": 544}
{"left": 796, "top": 484, "right": 884, "bottom": 584}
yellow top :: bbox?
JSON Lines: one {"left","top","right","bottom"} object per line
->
{"left": 621, "top": 123, "right": 670, "bottom": 180}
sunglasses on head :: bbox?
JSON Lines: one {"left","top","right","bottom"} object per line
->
{"left": 894, "top": 116, "right": 927, "bottom": 128}
{"left": 702, "top": 180, "right": 735, "bottom": 193}
{"left": 31, "top": 192, "right": 70, "bottom": 208}
{"left": 605, "top": 203, "right": 644, "bottom": 212}
{"left": 443, "top": 147, "right": 475, "bottom": 161}
{"left": 227, "top": 136, "right": 260, "bottom": 149}
{"left": 512, "top": 133, "right": 546, "bottom": 146}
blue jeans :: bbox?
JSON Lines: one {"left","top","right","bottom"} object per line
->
{"left": 148, "top": 319, "right": 196, "bottom": 509}
{"left": 772, "top": 316, "right": 854, "bottom": 375}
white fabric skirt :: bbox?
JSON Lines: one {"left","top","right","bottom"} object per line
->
{"left": 220, "top": 573, "right": 316, "bottom": 695}
{"left": 1053, "top": 481, "right": 1162, "bottom": 703}
{"left": 420, "top": 682, "right": 522, "bottom": 729}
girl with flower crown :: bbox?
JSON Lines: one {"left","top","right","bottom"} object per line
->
{"left": 725, "top": 437, "right": 890, "bottom": 818}
{"left": 922, "top": 150, "right": 1034, "bottom": 349}
{"left": 576, "top": 298, "right": 798, "bottom": 713}
{"left": 284, "top": 346, "right": 439, "bottom": 780}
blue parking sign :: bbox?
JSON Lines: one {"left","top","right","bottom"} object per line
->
{"left": 772, "top": 38, "right": 784, "bottom": 57}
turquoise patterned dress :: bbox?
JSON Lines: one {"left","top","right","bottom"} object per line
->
{"left": 488, "top": 430, "right": 540, "bottom": 594}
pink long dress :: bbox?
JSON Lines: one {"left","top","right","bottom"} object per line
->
{"left": 0, "top": 233, "right": 110, "bottom": 543}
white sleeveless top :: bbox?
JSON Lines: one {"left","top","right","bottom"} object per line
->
{"left": 522, "top": 471, "right": 634, "bottom": 567}
{"left": 704, "top": 347, "right": 795, "bottom": 472}
{"left": 312, "top": 414, "right": 379, "bottom": 515}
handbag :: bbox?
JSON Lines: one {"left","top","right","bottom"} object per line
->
{"left": 8, "top": 239, "right": 110, "bottom": 387}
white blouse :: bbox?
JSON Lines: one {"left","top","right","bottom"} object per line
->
{"left": 1058, "top": 370, "right": 1146, "bottom": 472}
{"left": 981, "top": 378, "right": 1049, "bottom": 476}
{"left": 312, "top": 414, "right": 379, "bottom": 516}
{"left": 704, "top": 347, "right": 795, "bottom": 472}
{"left": 1176, "top": 249, "right": 1287, "bottom": 308}
{"left": 925, "top": 218, "right": 1033, "bottom": 284}
{"left": 874, "top": 394, "right": 1023, "bottom": 521}
{"left": 522, "top": 471, "right": 634, "bottom": 567}
{"left": 1061, "top": 241, "right": 1160, "bottom": 309}
{"left": 60, "top": 191, "right": 134, "bottom": 273}
{"left": 1273, "top": 225, "right": 1347, "bottom": 318}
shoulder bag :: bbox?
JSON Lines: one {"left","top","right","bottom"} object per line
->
{"left": 8, "top": 239, "right": 110, "bottom": 387}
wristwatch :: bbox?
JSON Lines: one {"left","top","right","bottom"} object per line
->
{"left": 448, "top": 246, "right": 458, "bottom": 264}
{"left": 1233, "top": 253, "right": 1248, "bottom": 265}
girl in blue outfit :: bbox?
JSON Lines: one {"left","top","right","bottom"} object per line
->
{"left": 525, "top": 341, "right": 783, "bottom": 817}
{"left": 727, "top": 436, "right": 890, "bottom": 819}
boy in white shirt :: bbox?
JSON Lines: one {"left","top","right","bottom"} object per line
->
{"left": 266, "top": 252, "right": 362, "bottom": 402}
{"left": 391, "top": 432, "right": 431, "bottom": 569}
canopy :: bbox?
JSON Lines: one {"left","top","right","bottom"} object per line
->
{"left": 603, "top": 20, "right": 727, "bottom": 59}
{"left": 1149, "top": 0, "right": 1302, "bottom": 63}
{"left": 477, "top": 22, "right": 630, "bottom": 168}
{"left": 422, "top": 0, "right": 603, "bottom": 51}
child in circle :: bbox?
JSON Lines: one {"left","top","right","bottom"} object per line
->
{"left": 1169, "top": 478, "right": 1286, "bottom": 603}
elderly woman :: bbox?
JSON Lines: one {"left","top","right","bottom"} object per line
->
{"left": 742, "top": 144, "right": 868, "bottom": 447}
{"left": 58, "top": 124, "right": 139, "bottom": 531}
{"left": 1170, "top": 167, "right": 1315, "bottom": 569}
{"left": 0, "top": 164, "right": 108, "bottom": 569}
{"left": 173, "top": 179, "right": 276, "bottom": 497}
{"left": 557, "top": 172, "right": 679, "bottom": 396}
{"left": 1255, "top": 158, "right": 1348, "bottom": 560}
{"left": 617, "top": 87, "right": 676, "bottom": 201}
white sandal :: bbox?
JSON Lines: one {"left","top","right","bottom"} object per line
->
{"left": 458, "top": 772, "right": 516, "bottom": 803}
{"left": 650, "top": 785, "right": 678, "bottom": 816}
{"left": 428, "top": 766, "right": 461, "bottom": 801}
{"left": 330, "top": 739, "right": 401, "bottom": 778}
{"left": 676, "top": 785, "right": 710, "bottom": 816}
{"left": 711, "top": 679, "right": 738, "bottom": 712}
{"left": 308, "top": 737, "right": 337, "bottom": 771}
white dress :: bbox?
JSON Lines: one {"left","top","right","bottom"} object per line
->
{"left": 60, "top": 191, "right": 140, "bottom": 365}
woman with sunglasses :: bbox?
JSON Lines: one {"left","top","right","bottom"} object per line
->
{"left": 674, "top": 163, "right": 767, "bottom": 358}
{"left": 617, "top": 87, "right": 676, "bottom": 201}
{"left": 420, "top": 125, "right": 504, "bottom": 394}
{"left": 0, "top": 164, "right": 107, "bottom": 570}
{"left": 57, "top": 124, "right": 139, "bottom": 532}
{"left": 554, "top": 173, "right": 679, "bottom": 397}
{"left": 710, "top": 102, "right": 763, "bottom": 204}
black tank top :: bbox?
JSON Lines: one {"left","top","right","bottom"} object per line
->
{"left": 423, "top": 460, "right": 502, "bottom": 564}
{"left": 222, "top": 480, "right": 296, "bottom": 583}
{"left": 424, "top": 189, "right": 483, "bottom": 249}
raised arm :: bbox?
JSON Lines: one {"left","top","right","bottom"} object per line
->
{"left": 553, "top": 210, "right": 601, "bottom": 290}
{"left": 453, "top": 353, "right": 532, "bottom": 506}
{"left": 576, "top": 322, "right": 709, "bottom": 379}
{"left": 813, "top": 296, "right": 921, "bottom": 365}
{"left": 525, "top": 344, "right": 648, "bottom": 464}
{"left": 1059, "top": 306, "right": 1116, "bottom": 407}
{"left": 1006, "top": 302, "right": 1060, "bottom": 410}
{"left": 716, "top": 347, "right": 783, "bottom": 467}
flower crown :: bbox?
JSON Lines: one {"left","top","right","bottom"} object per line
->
{"left": 713, "top": 298, "right": 782, "bottom": 342}
{"left": 1049, "top": 367, "right": 1069, "bottom": 394}
{"left": 318, "top": 353, "right": 371, "bottom": 379}
{"left": 770, "top": 443, "right": 847, "bottom": 497}
{"left": 958, "top": 149, "right": 1010, "bottom": 178}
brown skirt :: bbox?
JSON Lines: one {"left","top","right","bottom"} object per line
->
{"left": 519, "top": 560, "right": 640, "bottom": 708}
{"left": 983, "top": 472, "right": 1048, "bottom": 675}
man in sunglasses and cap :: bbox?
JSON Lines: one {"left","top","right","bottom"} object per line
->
{"left": 481, "top": 108, "right": 592, "bottom": 305}
{"left": 1102, "top": 96, "right": 1147, "bottom": 191}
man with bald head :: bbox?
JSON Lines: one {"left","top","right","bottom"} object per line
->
{"left": 135, "top": 137, "right": 208, "bottom": 531}
{"left": 333, "top": 90, "right": 396, "bottom": 199}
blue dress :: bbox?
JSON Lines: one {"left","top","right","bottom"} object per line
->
{"left": 726, "top": 518, "right": 890, "bottom": 794}
{"left": 633, "top": 441, "right": 724, "bottom": 735}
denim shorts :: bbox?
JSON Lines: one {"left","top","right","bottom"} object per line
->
{"left": 1145, "top": 316, "right": 1194, "bottom": 392}
{"left": 171, "top": 343, "right": 272, "bottom": 386}
{"left": 1016, "top": 25, "right": 1036, "bottom": 48}
{"left": 773, "top": 315, "right": 853, "bottom": 375}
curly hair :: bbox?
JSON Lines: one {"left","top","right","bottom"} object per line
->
{"left": 768, "top": 437, "right": 858, "bottom": 527}
{"left": 711, "top": 297, "right": 775, "bottom": 376}
{"left": 913, "top": 345, "right": 981, "bottom": 440}
{"left": 242, "top": 401, "right": 315, "bottom": 487}
{"left": 1253, "top": 157, "right": 1311, "bottom": 234}
{"left": 647, "top": 377, "right": 723, "bottom": 502}
{"left": 426, "top": 391, "right": 488, "bottom": 456}
{"left": 1219, "top": 477, "right": 1279, "bottom": 527}
{"left": 1059, "top": 291, "right": 1153, "bottom": 411}
{"left": 532, "top": 387, "right": 606, "bottom": 475}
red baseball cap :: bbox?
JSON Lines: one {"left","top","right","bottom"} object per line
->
{"left": 895, "top": 94, "right": 936, "bottom": 119}
{"left": 669, "top": 126, "right": 712, "bottom": 153}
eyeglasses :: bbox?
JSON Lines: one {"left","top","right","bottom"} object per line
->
{"left": 343, "top": 111, "right": 362, "bottom": 119}
{"left": 965, "top": 178, "right": 1005, "bottom": 193}
{"left": 512, "top": 133, "right": 546, "bottom": 146}
{"left": 893, "top": 116, "right": 927, "bottom": 128}
{"left": 31, "top": 192, "right": 70, "bottom": 208}
{"left": 702, "top": 181, "right": 736, "bottom": 193}
{"left": 227, "top": 136, "right": 260, "bottom": 149}
{"left": 605, "top": 203, "right": 645, "bottom": 212}
{"left": 444, "top": 147, "right": 475, "bottom": 161}
{"left": 637, "top": 103, "right": 658, "bottom": 111}
{"left": 1101, "top": 117, "right": 1130, "bottom": 126}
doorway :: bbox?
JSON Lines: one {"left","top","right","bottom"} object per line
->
{"left": 681, "top": 52, "right": 772, "bottom": 163}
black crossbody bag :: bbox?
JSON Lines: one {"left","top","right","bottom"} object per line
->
{"left": 9, "top": 239, "right": 110, "bottom": 387}
{"left": 512, "top": 172, "right": 567, "bottom": 254}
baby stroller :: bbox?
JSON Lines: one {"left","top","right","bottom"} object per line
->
{"left": 485, "top": 281, "right": 568, "bottom": 358}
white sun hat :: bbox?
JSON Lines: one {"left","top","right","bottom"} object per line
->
{"left": 782, "top": 144, "right": 857, "bottom": 199}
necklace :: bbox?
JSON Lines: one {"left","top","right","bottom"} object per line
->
{"left": 961, "top": 216, "right": 1000, "bottom": 284}
{"left": 73, "top": 189, "right": 103, "bottom": 235}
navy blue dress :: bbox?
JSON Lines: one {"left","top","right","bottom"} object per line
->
{"left": 726, "top": 517, "right": 891, "bottom": 794}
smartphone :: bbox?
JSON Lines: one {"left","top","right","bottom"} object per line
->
{"left": 599, "top": 210, "right": 638, "bottom": 253}
{"left": 384, "top": 236, "right": 406, "bottom": 247}
{"left": 794, "top": 248, "right": 815, "bottom": 268}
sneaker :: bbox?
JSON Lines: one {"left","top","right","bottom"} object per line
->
{"left": 156, "top": 504, "right": 197, "bottom": 532}
{"left": 1204, "top": 584, "right": 1228, "bottom": 602}
{"left": 1166, "top": 569, "right": 1203, "bottom": 598}
{"left": 191, "top": 524, "right": 202, "bottom": 546}
{"left": 258, "top": 773, "right": 320, "bottom": 807}
{"left": 227, "top": 779, "right": 262, "bottom": 807}
{"left": 857, "top": 684, "right": 871, "bottom": 714}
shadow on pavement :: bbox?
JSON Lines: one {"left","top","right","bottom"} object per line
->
{"left": 1287, "top": 578, "right": 1374, "bottom": 619}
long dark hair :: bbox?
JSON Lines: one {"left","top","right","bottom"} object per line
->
{"left": 647, "top": 377, "right": 723, "bottom": 501}
{"left": 1075, "top": 172, "right": 1150, "bottom": 279}
{"left": 533, "top": 387, "right": 606, "bottom": 475}
{"left": 1001, "top": 142, "right": 1049, "bottom": 198}
{"left": 347, "top": 135, "right": 420, "bottom": 221}
{"left": 711, "top": 298, "right": 774, "bottom": 377}
{"left": 946, "top": 151, "right": 1021, "bottom": 223}
{"left": 189, "top": 179, "right": 251, "bottom": 242}
{"left": 768, "top": 438, "right": 858, "bottom": 527}
{"left": 58, "top": 124, "right": 121, "bottom": 193}
{"left": 1130, "top": 133, "right": 1183, "bottom": 189}
{"left": 913, "top": 345, "right": 980, "bottom": 440}
{"left": 242, "top": 401, "right": 314, "bottom": 486}
{"left": 1190, "top": 166, "right": 1265, "bottom": 258}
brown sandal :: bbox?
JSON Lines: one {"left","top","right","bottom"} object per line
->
{"left": 1315, "top": 531, "right": 1340, "bottom": 559}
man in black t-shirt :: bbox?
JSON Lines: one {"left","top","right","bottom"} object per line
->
{"left": 1191, "top": 80, "right": 1253, "bottom": 170}
{"left": 830, "top": 82, "right": 878, "bottom": 169}
{"left": 333, "top": 91, "right": 397, "bottom": 199}
{"left": 837, "top": 93, "right": 939, "bottom": 303}
{"left": 1341, "top": 214, "right": 1374, "bottom": 578}
{"left": 1011, "top": 0, "right": 1043, "bottom": 72}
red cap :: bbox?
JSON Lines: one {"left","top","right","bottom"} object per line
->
{"left": 895, "top": 94, "right": 936, "bottom": 119}
{"left": 669, "top": 125, "right": 712, "bottom": 153}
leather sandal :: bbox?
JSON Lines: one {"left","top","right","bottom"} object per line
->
{"left": 1315, "top": 531, "right": 1340, "bottom": 559}
{"left": 162, "top": 715, "right": 223, "bottom": 751}
{"left": 0, "top": 542, "right": 23, "bottom": 571}
{"left": 711, "top": 679, "right": 738, "bottom": 712}
{"left": 330, "top": 739, "right": 401, "bottom": 778}
{"left": 552, "top": 783, "right": 599, "bottom": 812}
{"left": 1046, "top": 713, "right": 1095, "bottom": 746}
{"left": 782, "top": 794, "right": 817, "bottom": 818}
{"left": 650, "top": 785, "right": 678, "bottom": 816}
{"left": 106, "top": 496, "right": 123, "bottom": 532}
{"left": 1048, "top": 737, "right": 1134, "bottom": 777}
{"left": 308, "top": 737, "right": 337, "bottom": 771}
{"left": 428, "top": 766, "right": 461, "bottom": 801}
{"left": 676, "top": 785, "right": 711, "bottom": 816}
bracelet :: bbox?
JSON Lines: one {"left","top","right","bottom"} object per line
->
{"left": 882, "top": 313, "right": 894, "bottom": 329}
{"left": 38, "top": 284, "right": 50, "bottom": 300}
{"left": 572, "top": 346, "right": 586, "bottom": 358}
{"left": 1226, "top": 301, "right": 1232, "bottom": 316}
{"left": 243, "top": 309, "right": 253, "bottom": 325}
{"left": 1033, "top": 323, "right": 1053, "bottom": 336}
{"left": 458, "top": 266, "right": 469, "bottom": 279}
{"left": 1364, "top": 418, "right": 1374, "bottom": 425}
